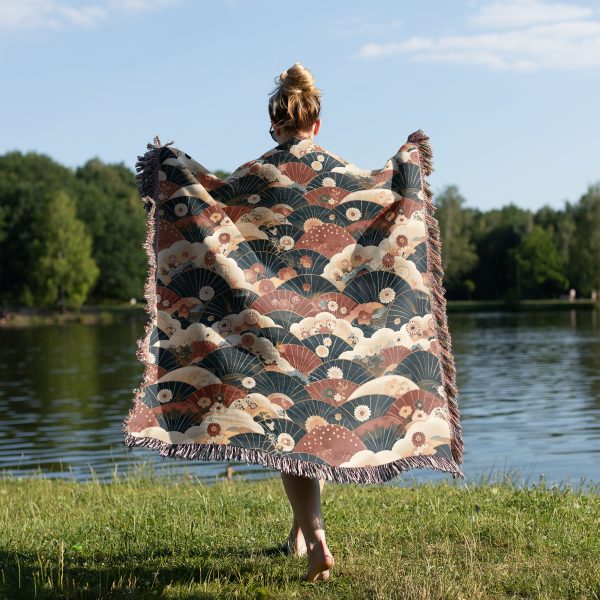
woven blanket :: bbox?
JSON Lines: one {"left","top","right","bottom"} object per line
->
{"left": 122, "top": 130, "right": 464, "bottom": 483}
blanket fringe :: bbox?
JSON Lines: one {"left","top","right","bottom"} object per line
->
{"left": 407, "top": 129, "right": 464, "bottom": 466}
{"left": 121, "top": 135, "right": 174, "bottom": 441}
{"left": 123, "top": 433, "right": 464, "bottom": 484}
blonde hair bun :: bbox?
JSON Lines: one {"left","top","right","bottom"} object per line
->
{"left": 268, "top": 62, "right": 322, "bottom": 135}
{"left": 279, "top": 62, "right": 320, "bottom": 98}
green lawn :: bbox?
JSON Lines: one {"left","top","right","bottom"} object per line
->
{"left": 1, "top": 468, "right": 599, "bottom": 599}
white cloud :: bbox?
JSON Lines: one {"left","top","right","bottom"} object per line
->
{"left": 355, "top": 0, "right": 600, "bottom": 71}
{"left": 107, "top": 0, "right": 178, "bottom": 13}
{"left": 59, "top": 4, "right": 108, "bottom": 27}
{"left": 470, "top": 0, "right": 594, "bottom": 29}
{"left": 0, "top": 0, "right": 178, "bottom": 30}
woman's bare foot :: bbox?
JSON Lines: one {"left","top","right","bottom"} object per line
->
{"left": 282, "top": 523, "right": 307, "bottom": 556}
{"left": 301, "top": 540, "right": 334, "bottom": 582}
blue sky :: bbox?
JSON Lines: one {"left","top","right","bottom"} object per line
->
{"left": 1, "top": 0, "right": 599, "bottom": 211}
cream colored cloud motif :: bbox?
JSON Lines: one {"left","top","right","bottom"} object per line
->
{"left": 253, "top": 163, "right": 294, "bottom": 186}
{"left": 233, "top": 221, "right": 270, "bottom": 240}
{"left": 156, "top": 365, "right": 221, "bottom": 388}
{"left": 157, "top": 240, "right": 207, "bottom": 285}
{"left": 166, "top": 181, "right": 216, "bottom": 205}
{"left": 290, "top": 312, "right": 365, "bottom": 347}
{"left": 289, "top": 137, "right": 315, "bottom": 158}
{"left": 347, "top": 374, "right": 419, "bottom": 401}
{"left": 330, "top": 161, "right": 381, "bottom": 178}
{"left": 339, "top": 327, "right": 421, "bottom": 361}
{"left": 157, "top": 317, "right": 220, "bottom": 349}
{"left": 238, "top": 207, "right": 289, "bottom": 228}
{"left": 322, "top": 244, "right": 379, "bottom": 290}
{"left": 230, "top": 392, "right": 291, "bottom": 420}
{"left": 213, "top": 318, "right": 310, "bottom": 375}
{"left": 370, "top": 252, "right": 429, "bottom": 294}
{"left": 203, "top": 224, "right": 247, "bottom": 255}
{"left": 212, "top": 310, "right": 279, "bottom": 337}
{"left": 156, "top": 238, "right": 252, "bottom": 291}
{"left": 339, "top": 415, "right": 451, "bottom": 467}
{"left": 160, "top": 215, "right": 298, "bottom": 291}
{"left": 129, "top": 403, "right": 266, "bottom": 445}
{"left": 163, "top": 148, "right": 201, "bottom": 168}
{"left": 384, "top": 220, "right": 427, "bottom": 249}
{"left": 323, "top": 239, "right": 429, "bottom": 294}
{"left": 336, "top": 188, "right": 397, "bottom": 206}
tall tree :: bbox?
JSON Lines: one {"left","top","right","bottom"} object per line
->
{"left": 75, "top": 158, "right": 147, "bottom": 301}
{"left": 26, "top": 190, "right": 99, "bottom": 309}
{"left": 433, "top": 185, "right": 479, "bottom": 298}
{"left": 510, "top": 224, "right": 568, "bottom": 298}
{"left": 0, "top": 151, "right": 80, "bottom": 301}
{"left": 469, "top": 203, "right": 531, "bottom": 300}
{"left": 569, "top": 183, "right": 600, "bottom": 296}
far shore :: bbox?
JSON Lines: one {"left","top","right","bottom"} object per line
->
{"left": 0, "top": 298, "right": 598, "bottom": 327}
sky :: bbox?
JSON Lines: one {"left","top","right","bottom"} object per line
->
{"left": 1, "top": 0, "right": 599, "bottom": 212}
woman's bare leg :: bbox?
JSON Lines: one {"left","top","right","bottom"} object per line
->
{"left": 280, "top": 472, "right": 334, "bottom": 581}
{"left": 283, "top": 477, "right": 325, "bottom": 555}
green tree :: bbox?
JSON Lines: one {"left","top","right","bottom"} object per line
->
{"left": 27, "top": 190, "right": 99, "bottom": 309}
{"left": 74, "top": 158, "right": 147, "bottom": 301}
{"left": 510, "top": 224, "right": 568, "bottom": 298}
{"left": 0, "top": 151, "right": 80, "bottom": 301}
{"left": 468, "top": 203, "right": 531, "bottom": 300}
{"left": 568, "top": 183, "right": 600, "bottom": 296}
{"left": 433, "top": 185, "right": 478, "bottom": 297}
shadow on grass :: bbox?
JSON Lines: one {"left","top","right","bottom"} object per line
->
{"left": 0, "top": 542, "right": 294, "bottom": 599}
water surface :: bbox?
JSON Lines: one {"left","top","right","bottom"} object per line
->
{"left": 0, "top": 309, "right": 598, "bottom": 487}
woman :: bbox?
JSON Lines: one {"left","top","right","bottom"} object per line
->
{"left": 125, "top": 59, "right": 464, "bottom": 587}
{"left": 268, "top": 62, "right": 334, "bottom": 583}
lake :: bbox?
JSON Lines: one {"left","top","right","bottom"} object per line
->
{"left": 1, "top": 308, "right": 598, "bottom": 488}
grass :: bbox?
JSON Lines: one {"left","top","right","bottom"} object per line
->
{"left": 1, "top": 467, "right": 599, "bottom": 599}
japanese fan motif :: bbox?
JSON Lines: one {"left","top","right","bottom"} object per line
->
{"left": 122, "top": 131, "right": 465, "bottom": 483}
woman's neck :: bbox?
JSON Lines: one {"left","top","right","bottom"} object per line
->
{"left": 277, "top": 130, "right": 313, "bottom": 144}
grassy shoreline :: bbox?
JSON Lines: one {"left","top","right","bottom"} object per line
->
{"left": 1, "top": 472, "right": 598, "bottom": 599}
{"left": 1, "top": 298, "right": 598, "bottom": 327}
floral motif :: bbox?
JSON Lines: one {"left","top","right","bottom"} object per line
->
{"left": 157, "top": 389, "right": 173, "bottom": 403}
{"left": 174, "top": 203, "right": 188, "bottom": 217}
{"left": 276, "top": 432, "right": 295, "bottom": 451}
{"left": 354, "top": 405, "right": 371, "bottom": 422}
{"left": 279, "top": 236, "right": 295, "bottom": 250}
{"left": 345, "top": 208, "right": 362, "bottom": 222}
{"left": 327, "top": 367, "right": 343, "bottom": 379}
{"left": 242, "top": 377, "right": 256, "bottom": 389}
{"left": 379, "top": 288, "right": 396, "bottom": 304}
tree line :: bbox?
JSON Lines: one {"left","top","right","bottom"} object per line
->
{"left": 0, "top": 150, "right": 598, "bottom": 308}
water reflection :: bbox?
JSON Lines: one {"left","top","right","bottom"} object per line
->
{"left": 0, "top": 308, "right": 598, "bottom": 487}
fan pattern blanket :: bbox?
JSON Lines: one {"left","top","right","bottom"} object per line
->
{"left": 122, "top": 130, "right": 464, "bottom": 483}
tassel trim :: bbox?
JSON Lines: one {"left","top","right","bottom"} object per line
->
{"left": 121, "top": 135, "right": 174, "bottom": 444}
{"left": 407, "top": 129, "right": 464, "bottom": 466}
{"left": 123, "top": 432, "right": 464, "bottom": 484}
